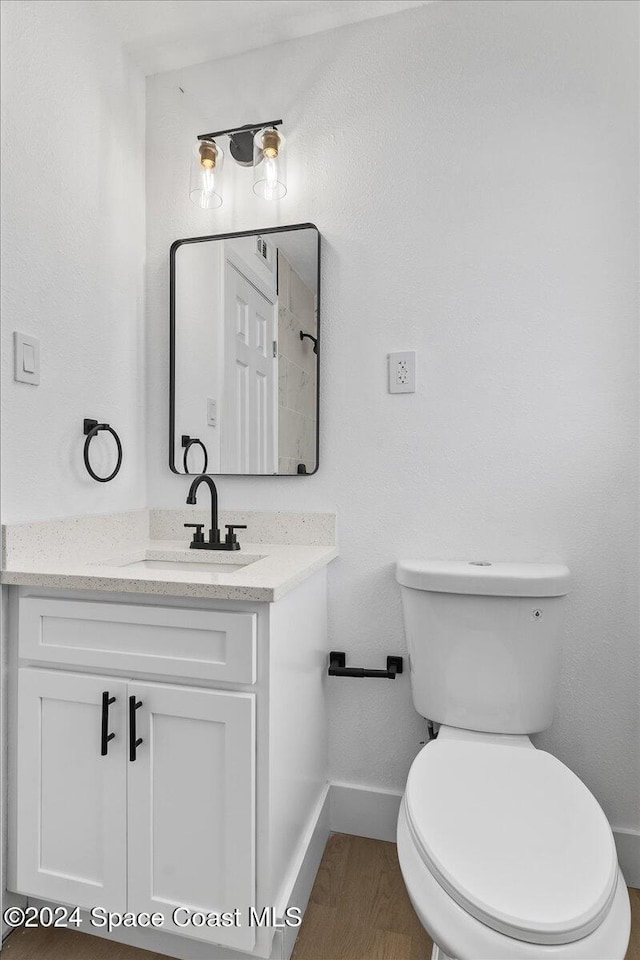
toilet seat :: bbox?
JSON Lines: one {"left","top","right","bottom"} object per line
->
{"left": 404, "top": 736, "right": 619, "bottom": 946}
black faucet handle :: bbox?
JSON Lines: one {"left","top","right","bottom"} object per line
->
{"left": 224, "top": 524, "right": 247, "bottom": 549}
{"left": 184, "top": 523, "right": 205, "bottom": 544}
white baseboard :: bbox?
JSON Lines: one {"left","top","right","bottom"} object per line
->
{"left": 279, "top": 786, "right": 330, "bottom": 960}
{"left": 329, "top": 782, "right": 402, "bottom": 843}
{"left": 613, "top": 827, "right": 640, "bottom": 888}
{"left": 329, "top": 783, "right": 640, "bottom": 891}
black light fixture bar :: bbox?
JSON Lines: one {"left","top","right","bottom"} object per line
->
{"left": 197, "top": 119, "right": 283, "bottom": 142}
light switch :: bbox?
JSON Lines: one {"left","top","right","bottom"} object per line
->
{"left": 14, "top": 332, "right": 40, "bottom": 385}
{"left": 22, "top": 343, "right": 36, "bottom": 374}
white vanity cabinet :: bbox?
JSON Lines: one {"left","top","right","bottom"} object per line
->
{"left": 16, "top": 671, "right": 256, "bottom": 952}
{"left": 7, "top": 569, "right": 329, "bottom": 960}
{"left": 16, "top": 669, "right": 129, "bottom": 912}
{"left": 127, "top": 680, "right": 255, "bottom": 951}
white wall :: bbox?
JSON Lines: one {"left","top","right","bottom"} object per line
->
{"left": 146, "top": 0, "right": 639, "bottom": 836}
{"left": 0, "top": 0, "right": 146, "bottom": 522}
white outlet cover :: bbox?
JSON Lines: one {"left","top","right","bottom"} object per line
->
{"left": 388, "top": 351, "right": 416, "bottom": 394}
{"left": 207, "top": 398, "right": 217, "bottom": 426}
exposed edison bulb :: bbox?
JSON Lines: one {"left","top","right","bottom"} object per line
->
{"left": 253, "top": 127, "right": 287, "bottom": 200}
{"left": 189, "top": 139, "right": 224, "bottom": 209}
{"left": 199, "top": 140, "right": 217, "bottom": 169}
{"left": 261, "top": 128, "right": 281, "bottom": 159}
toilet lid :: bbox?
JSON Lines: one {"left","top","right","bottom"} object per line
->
{"left": 404, "top": 740, "right": 618, "bottom": 945}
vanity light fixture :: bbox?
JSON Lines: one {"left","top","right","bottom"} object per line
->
{"left": 190, "top": 120, "right": 286, "bottom": 208}
{"left": 189, "top": 138, "right": 224, "bottom": 209}
{"left": 253, "top": 126, "right": 286, "bottom": 200}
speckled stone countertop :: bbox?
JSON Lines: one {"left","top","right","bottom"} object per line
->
{"left": 1, "top": 510, "right": 338, "bottom": 602}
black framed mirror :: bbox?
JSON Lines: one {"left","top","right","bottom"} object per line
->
{"left": 170, "top": 223, "right": 320, "bottom": 476}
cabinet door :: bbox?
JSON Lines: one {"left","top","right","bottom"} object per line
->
{"left": 16, "top": 669, "right": 127, "bottom": 911}
{"left": 127, "top": 682, "right": 256, "bottom": 951}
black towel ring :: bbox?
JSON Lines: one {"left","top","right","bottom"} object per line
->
{"left": 182, "top": 435, "right": 209, "bottom": 473}
{"left": 83, "top": 419, "right": 123, "bottom": 483}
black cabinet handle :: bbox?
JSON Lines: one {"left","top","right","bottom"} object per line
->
{"left": 100, "top": 691, "right": 116, "bottom": 756}
{"left": 129, "top": 695, "right": 143, "bottom": 762}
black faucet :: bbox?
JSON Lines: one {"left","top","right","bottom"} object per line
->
{"left": 185, "top": 475, "right": 247, "bottom": 551}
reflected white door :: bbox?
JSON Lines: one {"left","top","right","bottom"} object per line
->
{"left": 222, "top": 261, "right": 278, "bottom": 473}
{"left": 15, "top": 668, "right": 128, "bottom": 911}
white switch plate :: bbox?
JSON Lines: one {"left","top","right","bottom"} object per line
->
{"left": 388, "top": 351, "right": 416, "bottom": 394}
{"left": 207, "top": 398, "right": 217, "bottom": 427}
{"left": 14, "top": 332, "right": 40, "bottom": 385}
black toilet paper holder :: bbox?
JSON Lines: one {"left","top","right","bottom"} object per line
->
{"left": 327, "top": 651, "right": 403, "bottom": 680}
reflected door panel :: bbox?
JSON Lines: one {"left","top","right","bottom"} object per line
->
{"left": 222, "top": 261, "right": 277, "bottom": 474}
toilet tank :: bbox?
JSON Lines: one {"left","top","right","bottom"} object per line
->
{"left": 396, "top": 560, "right": 571, "bottom": 735}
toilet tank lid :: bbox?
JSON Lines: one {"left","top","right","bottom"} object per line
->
{"left": 396, "top": 560, "right": 570, "bottom": 596}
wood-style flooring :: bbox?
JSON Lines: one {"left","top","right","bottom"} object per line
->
{"left": 292, "top": 833, "right": 432, "bottom": 960}
{"left": 1, "top": 834, "right": 639, "bottom": 960}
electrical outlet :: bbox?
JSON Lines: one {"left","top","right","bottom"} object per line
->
{"left": 207, "top": 398, "right": 217, "bottom": 426}
{"left": 388, "top": 351, "right": 416, "bottom": 394}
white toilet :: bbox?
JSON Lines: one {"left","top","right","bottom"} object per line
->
{"left": 395, "top": 559, "right": 631, "bottom": 960}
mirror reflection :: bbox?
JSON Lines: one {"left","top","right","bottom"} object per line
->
{"left": 171, "top": 225, "right": 319, "bottom": 475}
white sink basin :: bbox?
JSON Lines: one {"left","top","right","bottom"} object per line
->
{"left": 119, "top": 558, "right": 256, "bottom": 575}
